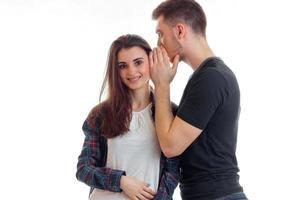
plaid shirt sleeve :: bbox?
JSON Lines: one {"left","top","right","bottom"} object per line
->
{"left": 76, "top": 120, "right": 126, "bottom": 192}
{"left": 154, "top": 154, "right": 180, "bottom": 200}
{"left": 152, "top": 102, "right": 180, "bottom": 200}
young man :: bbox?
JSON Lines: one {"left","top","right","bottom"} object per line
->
{"left": 149, "top": 0, "right": 247, "bottom": 199}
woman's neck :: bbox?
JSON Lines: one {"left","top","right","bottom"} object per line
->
{"left": 130, "top": 87, "right": 151, "bottom": 112}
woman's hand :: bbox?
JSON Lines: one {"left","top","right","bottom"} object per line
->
{"left": 120, "top": 175, "right": 156, "bottom": 200}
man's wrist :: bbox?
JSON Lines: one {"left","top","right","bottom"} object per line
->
{"left": 154, "top": 83, "right": 170, "bottom": 92}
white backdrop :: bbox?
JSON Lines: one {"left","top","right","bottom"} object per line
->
{"left": 0, "top": 0, "right": 299, "bottom": 199}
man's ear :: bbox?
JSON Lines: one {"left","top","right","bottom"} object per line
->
{"left": 174, "top": 23, "right": 186, "bottom": 39}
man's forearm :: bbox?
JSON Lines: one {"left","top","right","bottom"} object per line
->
{"left": 154, "top": 84, "right": 175, "bottom": 155}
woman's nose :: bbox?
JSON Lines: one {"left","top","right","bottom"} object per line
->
{"left": 127, "top": 64, "right": 136, "bottom": 74}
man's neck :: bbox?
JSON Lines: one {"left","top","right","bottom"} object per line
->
{"left": 183, "top": 37, "right": 215, "bottom": 71}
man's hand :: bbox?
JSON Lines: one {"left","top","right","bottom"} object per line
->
{"left": 149, "top": 46, "right": 179, "bottom": 86}
{"left": 120, "top": 175, "right": 156, "bottom": 200}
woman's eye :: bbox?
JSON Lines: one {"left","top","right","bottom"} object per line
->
{"left": 118, "top": 64, "right": 127, "bottom": 69}
{"left": 135, "top": 60, "right": 143, "bottom": 66}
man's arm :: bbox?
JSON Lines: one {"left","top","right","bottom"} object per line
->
{"left": 150, "top": 47, "right": 202, "bottom": 158}
{"left": 154, "top": 84, "right": 202, "bottom": 158}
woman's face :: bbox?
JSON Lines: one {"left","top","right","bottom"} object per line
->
{"left": 117, "top": 46, "right": 150, "bottom": 91}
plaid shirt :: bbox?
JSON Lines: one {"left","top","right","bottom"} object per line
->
{"left": 76, "top": 104, "right": 180, "bottom": 200}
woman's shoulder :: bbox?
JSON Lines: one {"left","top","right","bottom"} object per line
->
{"left": 84, "top": 102, "right": 108, "bottom": 134}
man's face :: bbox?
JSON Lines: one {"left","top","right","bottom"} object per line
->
{"left": 156, "top": 16, "right": 182, "bottom": 63}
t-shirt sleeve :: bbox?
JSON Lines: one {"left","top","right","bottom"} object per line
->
{"left": 177, "top": 70, "right": 226, "bottom": 130}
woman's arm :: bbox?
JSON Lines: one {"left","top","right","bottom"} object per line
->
{"left": 76, "top": 119, "right": 156, "bottom": 199}
{"left": 76, "top": 120, "right": 125, "bottom": 192}
{"left": 153, "top": 102, "right": 180, "bottom": 199}
{"left": 154, "top": 154, "right": 180, "bottom": 200}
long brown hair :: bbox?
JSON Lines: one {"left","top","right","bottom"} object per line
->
{"left": 87, "top": 34, "right": 152, "bottom": 138}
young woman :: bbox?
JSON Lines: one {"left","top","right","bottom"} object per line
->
{"left": 76, "top": 34, "right": 179, "bottom": 200}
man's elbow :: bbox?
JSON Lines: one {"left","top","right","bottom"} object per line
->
{"left": 161, "top": 146, "right": 181, "bottom": 158}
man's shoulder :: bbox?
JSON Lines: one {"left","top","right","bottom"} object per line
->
{"left": 192, "top": 58, "right": 236, "bottom": 87}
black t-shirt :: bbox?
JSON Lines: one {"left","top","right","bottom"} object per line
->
{"left": 177, "top": 57, "right": 243, "bottom": 200}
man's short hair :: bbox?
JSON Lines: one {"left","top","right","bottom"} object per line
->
{"left": 152, "top": 0, "right": 207, "bottom": 36}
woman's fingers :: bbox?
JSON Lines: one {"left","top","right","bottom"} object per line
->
{"left": 141, "top": 189, "right": 154, "bottom": 199}
{"left": 142, "top": 185, "right": 156, "bottom": 196}
{"left": 136, "top": 187, "right": 155, "bottom": 200}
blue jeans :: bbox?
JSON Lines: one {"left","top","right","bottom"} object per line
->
{"left": 214, "top": 192, "right": 248, "bottom": 200}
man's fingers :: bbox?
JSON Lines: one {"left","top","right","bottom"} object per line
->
{"left": 172, "top": 54, "right": 180, "bottom": 75}
{"left": 149, "top": 51, "right": 153, "bottom": 68}
{"left": 156, "top": 46, "right": 164, "bottom": 63}
{"left": 153, "top": 48, "right": 158, "bottom": 65}
{"left": 161, "top": 46, "right": 170, "bottom": 63}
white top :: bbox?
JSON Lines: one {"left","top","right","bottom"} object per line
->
{"left": 90, "top": 103, "right": 161, "bottom": 200}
